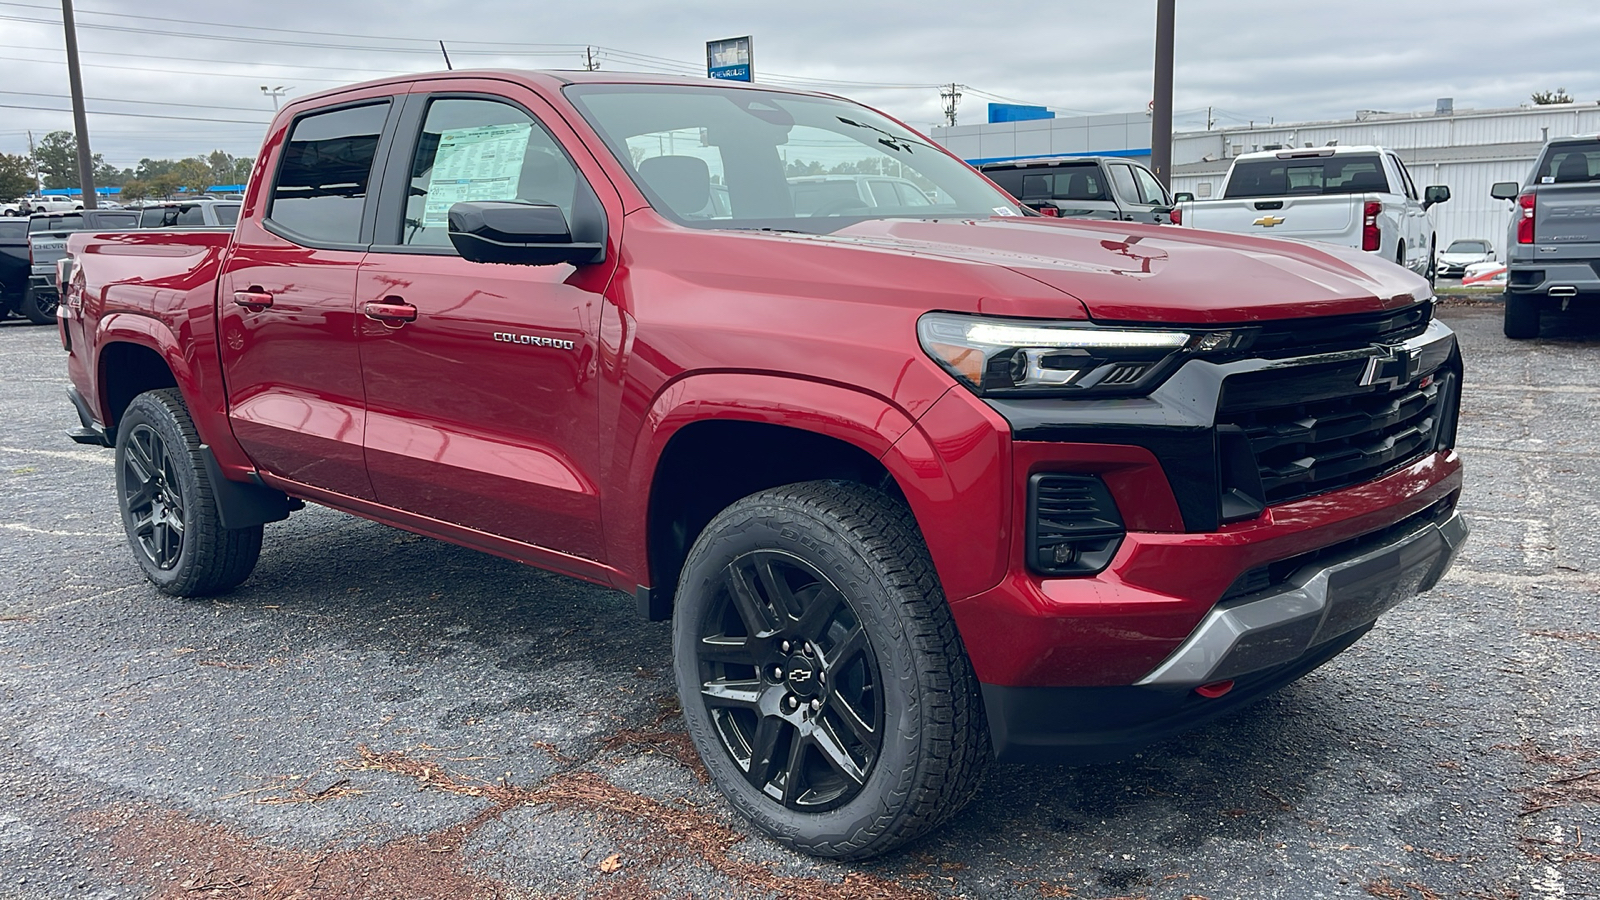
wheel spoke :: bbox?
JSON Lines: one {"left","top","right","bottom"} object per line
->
{"left": 124, "top": 439, "right": 154, "bottom": 488}
{"left": 793, "top": 585, "right": 844, "bottom": 641}
{"left": 131, "top": 509, "right": 156, "bottom": 537}
{"left": 828, "top": 692, "right": 877, "bottom": 746}
{"left": 698, "top": 635, "right": 756, "bottom": 665}
{"left": 812, "top": 717, "right": 867, "bottom": 786}
{"left": 744, "top": 715, "right": 784, "bottom": 788}
{"left": 725, "top": 564, "right": 779, "bottom": 636}
{"left": 701, "top": 678, "right": 764, "bottom": 712}
{"left": 779, "top": 727, "right": 807, "bottom": 804}
{"left": 822, "top": 625, "right": 868, "bottom": 671}
{"left": 754, "top": 557, "right": 798, "bottom": 619}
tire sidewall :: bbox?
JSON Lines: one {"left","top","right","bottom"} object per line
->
{"left": 673, "top": 497, "right": 925, "bottom": 850}
{"left": 115, "top": 395, "right": 202, "bottom": 591}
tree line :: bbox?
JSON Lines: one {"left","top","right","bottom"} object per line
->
{"left": 0, "top": 130, "right": 253, "bottom": 202}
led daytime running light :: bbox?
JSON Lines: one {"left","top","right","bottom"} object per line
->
{"left": 963, "top": 322, "right": 1190, "bottom": 349}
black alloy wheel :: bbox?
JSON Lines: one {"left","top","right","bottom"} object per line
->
{"left": 20, "top": 287, "right": 57, "bottom": 325}
{"left": 695, "top": 549, "right": 883, "bottom": 811}
{"left": 121, "top": 422, "right": 187, "bottom": 570}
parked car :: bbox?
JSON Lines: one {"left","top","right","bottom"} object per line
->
{"left": 1435, "top": 238, "right": 1495, "bottom": 278}
{"left": 980, "top": 156, "right": 1178, "bottom": 224}
{"left": 1492, "top": 134, "right": 1600, "bottom": 337}
{"left": 786, "top": 174, "right": 938, "bottom": 216}
{"left": 24, "top": 209, "right": 140, "bottom": 324}
{"left": 21, "top": 196, "right": 80, "bottom": 214}
{"left": 0, "top": 217, "right": 28, "bottom": 319}
{"left": 61, "top": 70, "right": 1466, "bottom": 860}
{"left": 136, "top": 199, "right": 241, "bottom": 228}
{"left": 1176, "top": 146, "right": 1449, "bottom": 280}
{"left": 1, "top": 200, "right": 24, "bottom": 217}
{"left": 1462, "top": 260, "right": 1507, "bottom": 287}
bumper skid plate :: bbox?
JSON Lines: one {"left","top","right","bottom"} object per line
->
{"left": 1136, "top": 511, "right": 1468, "bottom": 688}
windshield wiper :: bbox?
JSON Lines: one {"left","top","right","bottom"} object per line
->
{"left": 835, "top": 116, "right": 918, "bottom": 153}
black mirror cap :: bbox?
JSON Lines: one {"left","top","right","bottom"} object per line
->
{"left": 1423, "top": 185, "right": 1451, "bottom": 207}
{"left": 1172, "top": 191, "right": 1195, "bottom": 203}
{"left": 446, "top": 200, "right": 605, "bottom": 267}
{"left": 1490, "top": 181, "right": 1520, "bottom": 201}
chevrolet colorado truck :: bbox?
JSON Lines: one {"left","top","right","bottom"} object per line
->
{"left": 1492, "top": 134, "right": 1600, "bottom": 338}
{"left": 60, "top": 70, "right": 1467, "bottom": 859}
{"left": 1176, "top": 146, "right": 1450, "bottom": 280}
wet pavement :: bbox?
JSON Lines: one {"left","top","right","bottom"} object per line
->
{"left": 0, "top": 301, "right": 1596, "bottom": 899}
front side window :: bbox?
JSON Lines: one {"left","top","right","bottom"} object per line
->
{"left": 399, "top": 98, "right": 581, "bottom": 247}
{"left": 567, "top": 84, "right": 1020, "bottom": 233}
{"left": 1131, "top": 165, "right": 1170, "bottom": 206}
{"left": 268, "top": 102, "right": 389, "bottom": 245}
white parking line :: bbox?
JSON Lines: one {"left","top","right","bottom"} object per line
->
{"left": 0, "top": 446, "right": 113, "bottom": 466}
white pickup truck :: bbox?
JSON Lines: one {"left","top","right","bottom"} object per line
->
{"left": 1176, "top": 146, "right": 1450, "bottom": 280}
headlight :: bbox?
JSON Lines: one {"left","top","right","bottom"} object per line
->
{"left": 918, "top": 312, "right": 1238, "bottom": 397}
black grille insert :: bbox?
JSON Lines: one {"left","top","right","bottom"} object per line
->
{"left": 1219, "top": 375, "right": 1447, "bottom": 506}
{"left": 1245, "top": 303, "right": 1432, "bottom": 357}
{"left": 1027, "top": 473, "right": 1125, "bottom": 576}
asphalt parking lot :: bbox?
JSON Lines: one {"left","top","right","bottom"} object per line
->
{"left": 0, "top": 302, "right": 1597, "bottom": 900}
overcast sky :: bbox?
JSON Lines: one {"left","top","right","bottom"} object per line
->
{"left": 4, "top": 0, "right": 1598, "bottom": 171}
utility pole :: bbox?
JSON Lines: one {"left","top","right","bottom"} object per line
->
{"left": 940, "top": 83, "right": 962, "bottom": 127}
{"left": 26, "top": 130, "right": 42, "bottom": 195}
{"left": 1150, "top": 0, "right": 1175, "bottom": 188}
{"left": 61, "top": 0, "right": 97, "bottom": 208}
{"left": 584, "top": 47, "right": 599, "bottom": 71}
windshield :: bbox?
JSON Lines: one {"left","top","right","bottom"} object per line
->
{"left": 1445, "top": 240, "right": 1488, "bottom": 253}
{"left": 1224, "top": 153, "right": 1389, "bottom": 199}
{"left": 565, "top": 84, "right": 1021, "bottom": 232}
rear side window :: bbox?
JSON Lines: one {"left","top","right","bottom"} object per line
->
{"left": 1107, "top": 164, "right": 1141, "bottom": 204}
{"left": 0, "top": 220, "right": 24, "bottom": 239}
{"left": 269, "top": 102, "right": 389, "bottom": 245}
{"left": 1536, "top": 141, "right": 1600, "bottom": 184}
{"left": 216, "top": 204, "right": 240, "bottom": 226}
{"left": 1224, "top": 154, "right": 1389, "bottom": 198}
{"left": 141, "top": 205, "right": 206, "bottom": 228}
{"left": 986, "top": 165, "right": 1108, "bottom": 201}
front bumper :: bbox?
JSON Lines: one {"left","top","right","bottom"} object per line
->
{"left": 983, "top": 505, "right": 1466, "bottom": 762}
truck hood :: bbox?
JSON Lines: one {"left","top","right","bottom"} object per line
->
{"left": 815, "top": 216, "right": 1428, "bottom": 323}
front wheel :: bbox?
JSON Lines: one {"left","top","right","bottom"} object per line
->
{"left": 673, "top": 481, "right": 990, "bottom": 859}
{"left": 115, "top": 389, "right": 262, "bottom": 595}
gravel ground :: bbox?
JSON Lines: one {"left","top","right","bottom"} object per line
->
{"left": 0, "top": 302, "right": 1596, "bottom": 900}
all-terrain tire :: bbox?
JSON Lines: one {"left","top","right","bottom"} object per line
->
{"left": 115, "top": 389, "right": 262, "bottom": 595}
{"left": 673, "top": 480, "right": 991, "bottom": 860}
{"left": 1503, "top": 292, "right": 1540, "bottom": 339}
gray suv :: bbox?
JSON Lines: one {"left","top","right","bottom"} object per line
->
{"left": 979, "top": 156, "right": 1177, "bottom": 224}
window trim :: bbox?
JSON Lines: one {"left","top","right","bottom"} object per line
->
{"left": 262, "top": 96, "right": 401, "bottom": 253}
{"left": 368, "top": 91, "right": 604, "bottom": 257}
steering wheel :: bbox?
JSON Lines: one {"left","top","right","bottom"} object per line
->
{"left": 809, "top": 198, "right": 872, "bottom": 217}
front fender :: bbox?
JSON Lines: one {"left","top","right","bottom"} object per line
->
{"left": 611, "top": 371, "right": 1012, "bottom": 605}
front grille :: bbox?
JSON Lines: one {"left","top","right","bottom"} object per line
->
{"left": 1245, "top": 303, "right": 1431, "bottom": 357}
{"left": 1219, "top": 374, "right": 1450, "bottom": 506}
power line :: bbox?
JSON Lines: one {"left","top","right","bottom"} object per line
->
{"left": 1, "top": 89, "right": 285, "bottom": 114}
{"left": 0, "top": 102, "right": 269, "bottom": 126}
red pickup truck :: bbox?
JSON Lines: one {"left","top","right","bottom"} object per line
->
{"left": 59, "top": 70, "right": 1467, "bottom": 859}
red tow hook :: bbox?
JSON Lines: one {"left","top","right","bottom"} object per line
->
{"left": 1195, "top": 680, "right": 1235, "bottom": 699}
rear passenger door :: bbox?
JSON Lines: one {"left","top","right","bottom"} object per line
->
{"left": 1387, "top": 153, "right": 1427, "bottom": 274}
{"left": 353, "top": 80, "right": 622, "bottom": 562}
{"left": 218, "top": 94, "right": 400, "bottom": 499}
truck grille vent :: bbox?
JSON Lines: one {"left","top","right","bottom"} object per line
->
{"left": 1219, "top": 374, "right": 1450, "bottom": 506}
{"left": 1246, "top": 303, "right": 1431, "bottom": 357}
{"left": 1099, "top": 363, "right": 1151, "bottom": 386}
{"left": 1027, "top": 474, "right": 1125, "bottom": 576}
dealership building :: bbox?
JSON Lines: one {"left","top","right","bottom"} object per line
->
{"left": 932, "top": 101, "right": 1600, "bottom": 257}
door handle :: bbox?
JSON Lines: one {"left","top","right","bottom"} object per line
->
{"left": 232, "top": 288, "right": 273, "bottom": 310}
{"left": 363, "top": 299, "right": 418, "bottom": 323}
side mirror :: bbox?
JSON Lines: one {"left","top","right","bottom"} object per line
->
{"left": 447, "top": 201, "right": 604, "bottom": 266}
{"left": 1173, "top": 192, "right": 1195, "bottom": 203}
{"left": 1489, "top": 181, "right": 1520, "bottom": 201}
{"left": 1422, "top": 185, "right": 1450, "bottom": 209}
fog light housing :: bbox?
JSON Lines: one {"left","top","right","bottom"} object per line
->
{"left": 1028, "top": 473, "right": 1125, "bottom": 576}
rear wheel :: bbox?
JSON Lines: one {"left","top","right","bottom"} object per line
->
{"left": 1503, "top": 293, "right": 1541, "bottom": 339}
{"left": 115, "top": 389, "right": 262, "bottom": 595}
{"left": 673, "top": 481, "right": 990, "bottom": 859}
{"left": 19, "top": 287, "right": 57, "bottom": 325}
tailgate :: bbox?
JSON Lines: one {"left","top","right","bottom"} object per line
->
{"left": 1187, "top": 196, "right": 1359, "bottom": 243}
{"left": 1534, "top": 183, "right": 1600, "bottom": 254}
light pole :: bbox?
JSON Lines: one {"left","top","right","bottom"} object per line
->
{"left": 260, "top": 85, "right": 290, "bottom": 110}
{"left": 1150, "top": 0, "right": 1175, "bottom": 188}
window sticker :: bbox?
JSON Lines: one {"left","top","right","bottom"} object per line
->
{"left": 993, "top": 206, "right": 1020, "bottom": 216}
{"left": 422, "top": 122, "right": 533, "bottom": 226}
